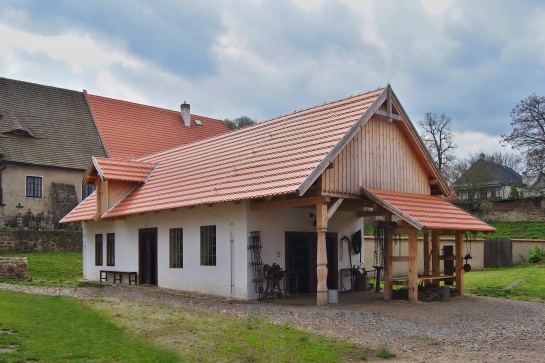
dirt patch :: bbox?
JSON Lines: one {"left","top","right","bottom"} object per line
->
{"left": 1, "top": 283, "right": 544, "bottom": 362}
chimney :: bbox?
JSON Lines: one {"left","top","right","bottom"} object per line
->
{"left": 180, "top": 102, "right": 191, "bottom": 127}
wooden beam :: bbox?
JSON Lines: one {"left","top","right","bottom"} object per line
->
{"left": 428, "top": 178, "right": 439, "bottom": 186}
{"left": 374, "top": 109, "right": 403, "bottom": 122}
{"left": 455, "top": 231, "right": 465, "bottom": 295}
{"left": 251, "top": 196, "right": 330, "bottom": 211}
{"left": 316, "top": 202, "right": 328, "bottom": 306}
{"left": 390, "top": 256, "right": 409, "bottom": 262}
{"left": 431, "top": 231, "right": 440, "bottom": 277}
{"left": 408, "top": 228, "right": 419, "bottom": 302}
{"left": 423, "top": 232, "right": 430, "bottom": 277}
{"left": 327, "top": 198, "right": 344, "bottom": 220}
{"left": 383, "top": 213, "right": 394, "bottom": 301}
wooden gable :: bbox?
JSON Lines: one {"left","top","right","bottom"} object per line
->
{"left": 319, "top": 87, "right": 446, "bottom": 198}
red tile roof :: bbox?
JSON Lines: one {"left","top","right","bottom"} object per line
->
{"left": 90, "top": 157, "right": 156, "bottom": 183}
{"left": 61, "top": 88, "right": 385, "bottom": 222}
{"left": 362, "top": 188, "right": 496, "bottom": 233}
{"left": 85, "top": 92, "right": 230, "bottom": 160}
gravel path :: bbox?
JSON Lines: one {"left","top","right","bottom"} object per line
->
{"left": 2, "top": 283, "right": 544, "bottom": 362}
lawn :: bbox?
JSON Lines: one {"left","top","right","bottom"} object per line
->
{"left": 0, "top": 252, "right": 374, "bottom": 362}
{"left": 0, "top": 290, "right": 180, "bottom": 362}
{"left": 465, "top": 263, "right": 545, "bottom": 302}
{"left": 0, "top": 251, "right": 82, "bottom": 287}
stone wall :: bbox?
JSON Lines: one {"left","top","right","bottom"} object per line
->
{"left": 0, "top": 257, "right": 28, "bottom": 279}
{"left": 478, "top": 209, "right": 545, "bottom": 223}
{"left": 0, "top": 230, "right": 82, "bottom": 254}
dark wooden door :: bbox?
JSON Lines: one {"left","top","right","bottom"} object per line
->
{"left": 285, "top": 232, "right": 338, "bottom": 293}
{"left": 484, "top": 238, "right": 512, "bottom": 268}
{"left": 139, "top": 228, "right": 158, "bottom": 285}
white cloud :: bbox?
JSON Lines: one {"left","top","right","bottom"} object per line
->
{"left": 0, "top": 23, "right": 138, "bottom": 73}
{"left": 452, "top": 131, "right": 505, "bottom": 159}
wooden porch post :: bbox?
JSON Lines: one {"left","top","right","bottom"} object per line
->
{"left": 423, "top": 232, "right": 430, "bottom": 277}
{"left": 408, "top": 228, "right": 419, "bottom": 302}
{"left": 316, "top": 202, "right": 328, "bottom": 305}
{"left": 431, "top": 231, "right": 440, "bottom": 278}
{"left": 383, "top": 214, "right": 394, "bottom": 301}
{"left": 455, "top": 231, "right": 465, "bottom": 295}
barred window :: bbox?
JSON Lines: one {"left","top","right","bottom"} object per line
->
{"left": 95, "top": 234, "right": 103, "bottom": 266}
{"left": 169, "top": 228, "right": 183, "bottom": 268}
{"left": 106, "top": 233, "right": 115, "bottom": 266}
{"left": 200, "top": 225, "right": 216, "bottom": 266}
{"left": 82, "top": 184, "right": 95, "bottom": 200}
{"left": 26, "top": 176, "right": 42, "bottom": 198}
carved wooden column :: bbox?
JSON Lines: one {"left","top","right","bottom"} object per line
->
{"left": 316, "top": 202, "right": 328, "bottom": 305}
{"left": 455, "top": 231, "right": 465, "bottom": 295}
{"left": 408, "top": 228, "right": 419, "bottom": 302}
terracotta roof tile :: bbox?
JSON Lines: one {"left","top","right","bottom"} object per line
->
{"left": 92, "top": 157, "right": 156, "bottom": 182}
{"left": 63, "top": 88, "right": 384, "bottom": 221}
{"left": 363, "top": 188, "right": 496, "bottom": 233}
{"left": 85, "top": 93, "right": 230, "bottom": 160}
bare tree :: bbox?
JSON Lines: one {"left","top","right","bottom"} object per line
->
{"left": 418, "top": 112, "right": 457, "bottom": 172}
{"left": 501, "top": 94, "right": 545, "bottom": 173}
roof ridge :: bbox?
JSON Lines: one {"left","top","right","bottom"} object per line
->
{"left": 137, "top": 87, "right": 385, "bottom": 162}
{"left": 0, "top": 76, "right": 83, "bottom": 95}
{"left": 260, "top": 87, "right": 386, "bottom": 125}
{"left": 86, "top": 92, "right": 220, "bottom": 122}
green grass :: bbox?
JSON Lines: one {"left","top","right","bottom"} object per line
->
{"left": 477, "top": 222, "right": 545, "bottom": 239}
{"left": 465, "top": 263, "right": 545, "bottom": 302}
{"left": 0, "top": 290, "right": 180, "bottom": 362}
{"left": 0, "top": 251, "right": 82, "bottom": 287}
{"left": 365, "top": 221, "right": 545, "bottom": 240}
{"left": 88, "top": 299, "right": 371, "bottom": 363}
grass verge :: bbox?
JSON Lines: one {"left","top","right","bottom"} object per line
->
{"left": 0, "top": 290, "right": 180, "bottom": 362}
{"left": 465, "top": 263, "right": 545, "bottom": 302}
{"left": 86, "top": 298, "right": 373, "bottom": 363}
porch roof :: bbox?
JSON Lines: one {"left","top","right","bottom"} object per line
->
{"left": 362, "top": 188, "right": 495, "bottom": 233}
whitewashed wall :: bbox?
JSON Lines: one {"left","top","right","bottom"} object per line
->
{"left": 82, "top": 202, "right": 249, "bottom": 299}
{"left": 247, "top": 205, "right": 364, "bottom": 299}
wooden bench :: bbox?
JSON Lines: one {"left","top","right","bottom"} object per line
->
{"left": 100, "top": 270, "right": 137, "bottom": 285}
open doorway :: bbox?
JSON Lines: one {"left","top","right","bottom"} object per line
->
{"left": 139, "top": 228, "right": 158, "bottom": 285}
{"left": 285, "top": 232, "right": 338, "bottom": 293}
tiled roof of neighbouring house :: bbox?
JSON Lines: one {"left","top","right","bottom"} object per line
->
{"left": 0, "top": 78, "right": 108, "bottom": 169}
{"left": 85, "top": 93, "right": 230, "bottom": 160}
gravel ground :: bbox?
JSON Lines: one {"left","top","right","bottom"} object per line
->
{"left": 2, "top": 283, "right": 544, "bottom": 362}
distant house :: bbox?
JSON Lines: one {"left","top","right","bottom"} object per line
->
{"left": 0, "top": 78, "right": 229, "bottom": 228}
{"left": 0, "top": 78, "right": 108, "bottom": 228}
{"left": 62, "top": 85, "right": 494, "bottom": 305}
{"left": 453, "top": 154, "right": 523, "bottom": 208}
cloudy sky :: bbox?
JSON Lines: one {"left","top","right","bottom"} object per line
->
{"left": 1, "top": 0, "right": 544, "bottom": 158}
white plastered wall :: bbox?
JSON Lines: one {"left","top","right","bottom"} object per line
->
{"left": 246, "top": 205, "right": 364, "bottom": 300}
{"left": 82, "top": 201, "right": 249, "bottom": 299}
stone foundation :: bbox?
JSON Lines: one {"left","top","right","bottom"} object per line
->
{"left": 0, "top": 257, "right": 28, "bottom": 279}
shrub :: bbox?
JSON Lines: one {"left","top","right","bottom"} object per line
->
{"left": 528, "top": 244, "right": 544, "bottom": 263}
